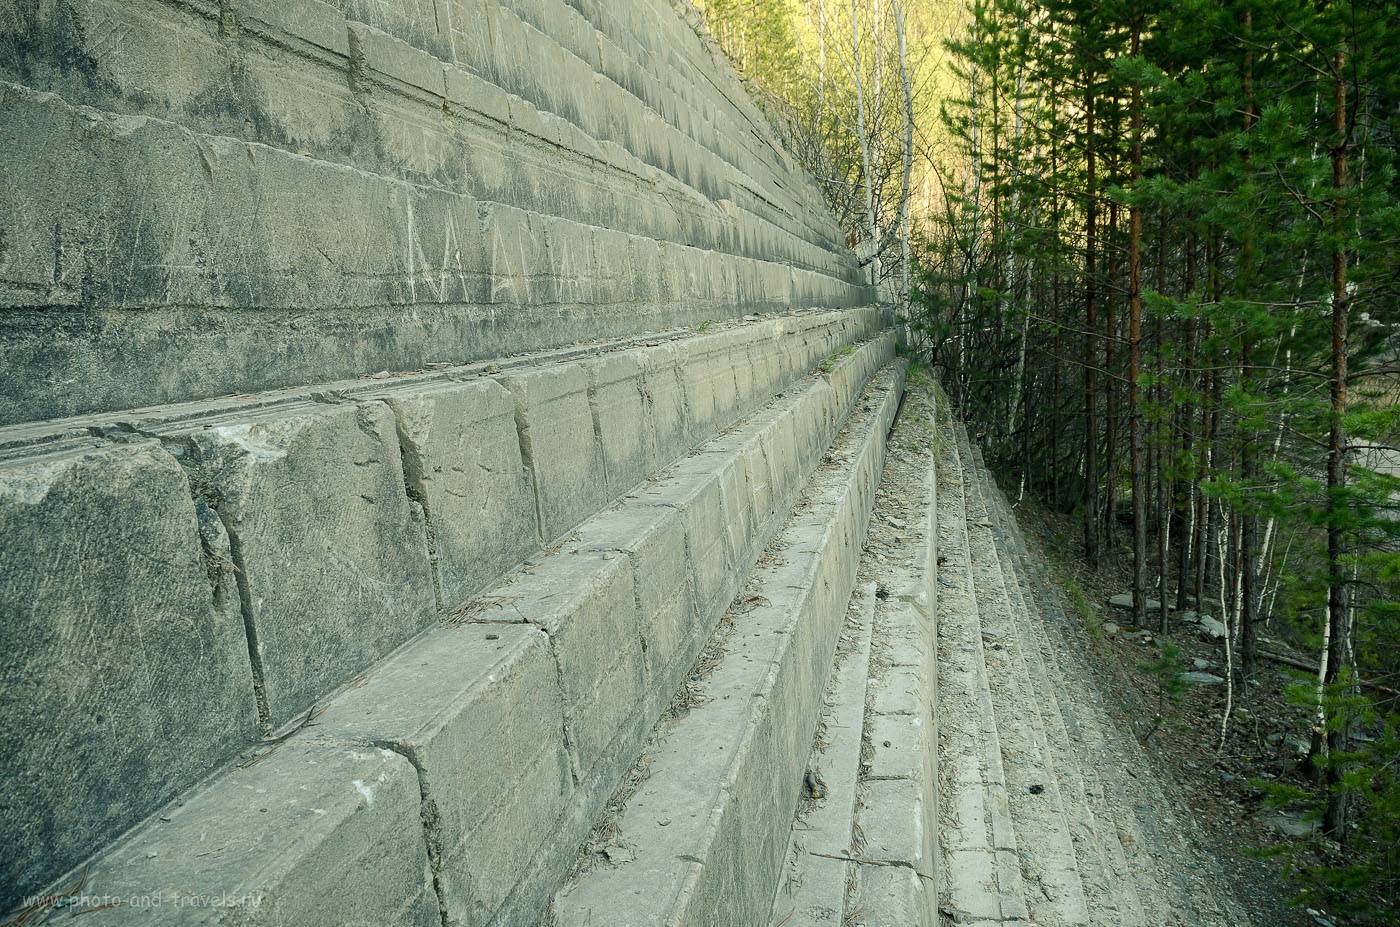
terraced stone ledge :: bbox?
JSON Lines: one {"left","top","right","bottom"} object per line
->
{"left": 0, "top": 308, "right": 886, "bottom": 915}
{"left": 4, "top": 326, "right": 894, "bottom": 924}
{"left": 552, "top": 363, "right": 904, "bottom": 926}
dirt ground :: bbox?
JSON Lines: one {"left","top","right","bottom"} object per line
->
{"left": 1004, "top": 488, "right": 1337, "bottom": 927}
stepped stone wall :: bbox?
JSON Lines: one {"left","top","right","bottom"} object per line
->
{"left": 0, "top": 0, "right": 887, "bottom": 918}
{"left": 1, "top": 310, "right": 890, "bottom": 912}
{"left": 0, "top": 0, "right": 872, "bottom": 426}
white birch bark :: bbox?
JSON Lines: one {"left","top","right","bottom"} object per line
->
{"left": 852, "top": 0, "right": 880, "bottom": 287}
{"left": 895, "top": 0, "right": 914, "bottom": 318}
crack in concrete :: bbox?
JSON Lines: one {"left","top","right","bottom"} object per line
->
{"left": 384, "top": 400, "right": 445, "bottom": 614}
{"left": 505, "top": 390, "right": 549, "bottom": 548}
{"left": 373, "top": 739, "right": 452, "bottom": 927}
{"left": 213, "top": 503, "right": 273, "bottom": 734}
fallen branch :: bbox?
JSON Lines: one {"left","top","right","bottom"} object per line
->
{"left": 1258, "top": 648, "right": 1400, "bottom": 698}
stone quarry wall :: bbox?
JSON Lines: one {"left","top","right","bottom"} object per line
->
{"left": 0, "top": 0, "right": 886, "bottom": 917}
{"left": 0, "top": 0, "right": 871, "bottom": 426}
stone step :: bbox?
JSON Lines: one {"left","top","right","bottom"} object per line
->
{"left": 953, "top": 425, "right": 1094, "bottom": 927}
{"left": 550, "top": 365, "right": 904, "bottom": 927}
{"left": 968, "top": 446, "right": 1251, "bottom": 927}
{"left": 931, "top": 398, "right": 1031, "bottom": 926}
{"left": 19, "top": 343, "right": 896, "bottom": 927}
{"left": 766, "top": 582, "right": 876, "bottom": 927}
{"left": 845, "top": 377, "right": 941, "bottom": 927}
{"left": 1, "top": 308, "right": 888, "bottom": 913}
{"left": 1, "top": 0, "right": 871, "bottom": 427}
{"left": 766, "top": 374, "right": 944, "bottom": 927}
{"left": 960, "top": 444, "right": 1141, "bottom": 927}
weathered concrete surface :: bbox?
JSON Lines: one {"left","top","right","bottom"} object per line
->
{"left": 312, "top": 624, "right": 572, "bottom": 927}
{"left": 0, "top": 0, "right": 872, "bottom": 424}
{"left": 678, "top": 332, "right": 743, "bottom": 438}
{"left": 0, "top": 439, "right": 255, "bottom": 914}
{"left": 935, "top": 422, "right": 1039, "bottom": 926}
{"left": 938, "top": 411, "right": 1254, "bottom": 926}
{"left": 767, "top": 379, "right": 945, "bottom": 927}
{"left": 853, "top": 863, "right": 936, "bottom": 927}
{"left": 573, "top": 503, "right": 696, "bottom": 712}
{"left": 768, "top": 585, "right": 875, "bottom": 927}
{"left": 45, "top": 324, "right": 895, "bottom": 927}
{"left": 173, "top": 399, "right": 435, "bottom": 729}
{"left": 378, "top": 376, "right": 539, "bottom": 609}
{"left": 78, "top": 741, "right": 440, "bottom": 926}
{"left": 554, "top": 365, "right": 903, "bottom": 927}
{"left": 582, "top": 351, "right": 654, "bottom": 497}
{"left": 477, "top": 550, "right": 646, "bottom": 799}
{"left": 498, "top": 363, "right": 608, "bottom": 542}
{"left": 0, "top": 309, "right": 883, "bottom": 915}
{"left": 634, "top": 340, "right": 694, "bottom": 466}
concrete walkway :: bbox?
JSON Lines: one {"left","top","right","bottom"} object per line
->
{"left": 764, "top": 379, "right": 1252, "bottom": 927}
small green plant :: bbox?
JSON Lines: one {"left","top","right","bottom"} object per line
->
{"left": 905, "top": 357, "right": 932, "bottom": 388}
{"left": 1063, "top": 577, "right": 1099, "bottom": 637}
{"left": 695, "top": 320, "right": 713, "bottom": 333}
{"left": 1137, "top": 641, "right": 1187, "bottom": 743}
{"left": 816, "top": 344, "right": 855, "bottom": 373}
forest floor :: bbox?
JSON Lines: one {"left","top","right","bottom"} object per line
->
{"left": 1004, "top": 486, "right": 1341, "bottom": 927}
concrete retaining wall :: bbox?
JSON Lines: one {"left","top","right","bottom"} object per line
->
{"left": 27, "top": 332, "right": 896, "bottom": 926}
{"left": 0, "top": 0, "right": 873, "bottom": 424}
{"left": 0, "top": 308, "right": 886, "bottom": 913}
{"left": 0, "top": 0, "right": 889, "bottom": 914}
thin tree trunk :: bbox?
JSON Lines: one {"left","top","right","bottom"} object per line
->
{"left": 1238, "top": 7, "right": 1259, "bottom": 679}
{"left": 1105, "top": 177, "right": 1119, "bottom": 543}
{"left": 1050, "top": 89, "right": 1063, "bottom": 510}
{"left": 1154, "top": 223, "right": 1169, "bottom": 631}
{"left": 1322, "top": 42, "right": 1350, "bottom": 841}
{"left": 895, "top": 0, "right": 913, "bottom": 319}
{"left": 1176, "top": 238, "right": 1198, "bottom": 610}
{"left": 851, "top": 0, "right": 880, "bottom": 287}
{"left": 1127, "top": 23, "right": 1147, "bottom": 628}
{"left": 1084, "top": 85, "right": 1100, "bottom": 567}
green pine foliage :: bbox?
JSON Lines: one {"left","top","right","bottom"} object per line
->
{"left": 917, "top": 0, "right": 1400, "bottom": 920}
{"left": 699, "top": 0, "right": 1399, "bottom": 918}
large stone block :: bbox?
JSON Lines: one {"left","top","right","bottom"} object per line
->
{"left": 861, "top": 776, "right": 937, "bottom": 874}
{"left": 633, "top": 459, "right": 732, "bottom": 635}
{"left": 742, "top": 321, "right": 787, "bottom": 408}
{"left": 678, "top": 334, "right": 739, "bottom": 437}
{"left": 436, "top": 0, "right": 493, "bottom": 74}
{"left": 81, "top": 741, "right": 440, "bottom": 926}
{"left": 313, "top": 624, "right": 571, "bottom": 927}
{"left": 477, "top": 550, "right": 646, "bottom": 796}
{"left": 635, "top": 340, "right": 694, "bottom": 466}
{"left": 497, "top": 362, "right": 606, "bottom": 542}
{"left": 736, "top": 425, "right": 781, "bottom": 535}
{"left": 377, "top": 376, "right": 540, "bottom": 609}
{"left": 0, "top": 439, "right": 255, "bottom": 912}
{"left": 853, "top": 863, "right": 935, "bottom": 927}
{"left": 574, "top": 504, "right": 695, "bottom": 703}
{"left": 695, "top": 438, "right": 761, "bottom": 572}
{"left": 758, "top": 403, "right": 802, "bottom": 504}
{"left": 174, "top": 399, "right": 435, "bottom": 728}
{"left": 581, "top": 351, "right": 652, "bottom": 497}
{"left": 340, "top": 0, "right": 452, "bottom": 62}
